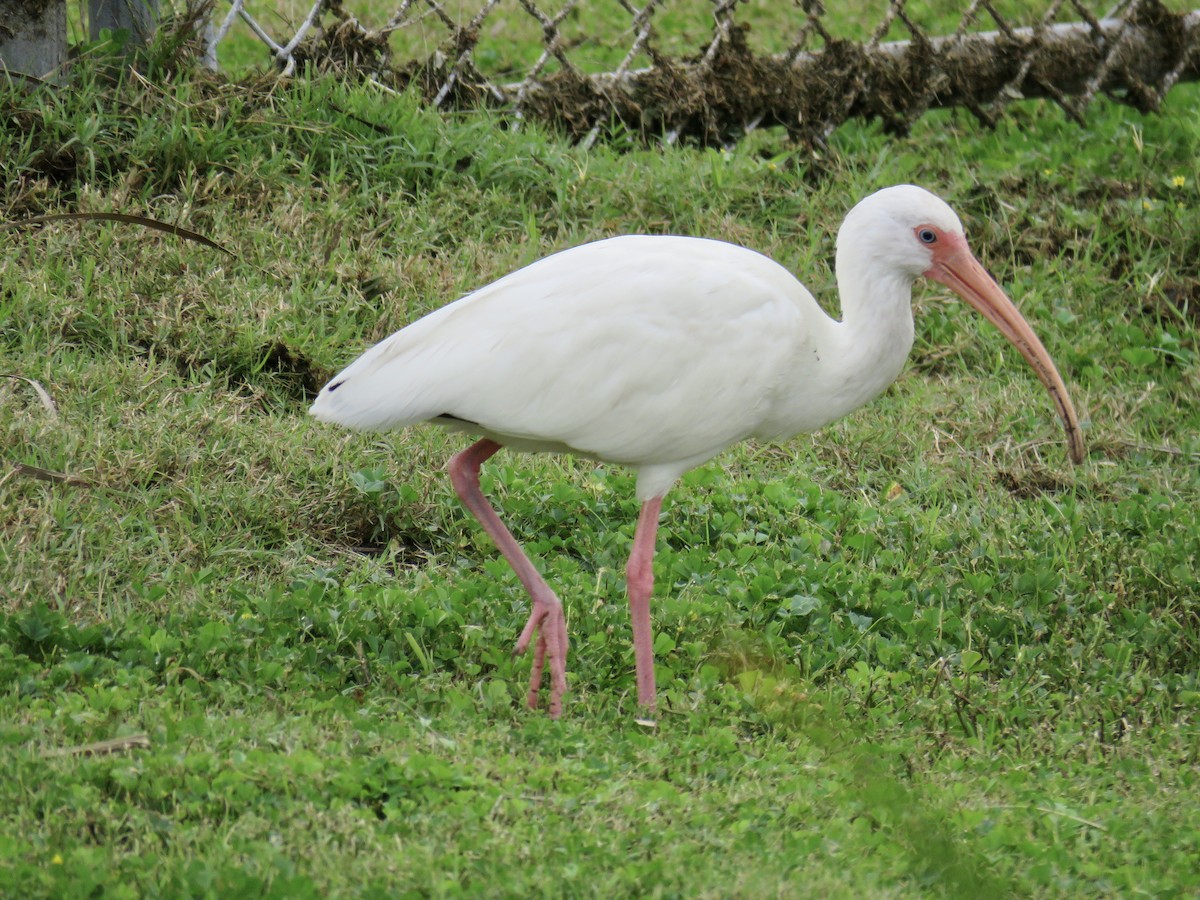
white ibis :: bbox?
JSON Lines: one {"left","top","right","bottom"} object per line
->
{"left": 310, "top": 184, "right": 1085, "bottom": 719}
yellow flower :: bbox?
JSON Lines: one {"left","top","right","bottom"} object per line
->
{"left": 1142, "top": 199, "right": 1153, "bottom": 210}
{"left": 51, "top": 854, "right": 63, "bottom": 865}
{"left": 1171, "top": 175, "right": 1186, "bottom": 188}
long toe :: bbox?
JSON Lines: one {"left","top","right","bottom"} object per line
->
{"left": 544, "top": 606, "right": 568, "bottom": 718}
{"left": 514, "top": 602, "right": 568, "bottom": 717}
{"left": 515, "top": 609, "right": 540, "bottom": 657}
{"left": 526, "top": 631, "right": 547, "bottom": 710}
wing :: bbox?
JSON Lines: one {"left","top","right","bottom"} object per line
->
{"left": 309, "top": 235, "right": 823, "bottom": 467}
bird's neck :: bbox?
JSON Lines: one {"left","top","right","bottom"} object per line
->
{"left": 755, "top": 256, "right": 918, "bottom": 442}
{"left": 823, "top": 253, "right": 918, "bottom": 414}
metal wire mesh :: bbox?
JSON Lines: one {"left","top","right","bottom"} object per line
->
{"left": 204, "top": 0, "right": 1200, "bottom": 145}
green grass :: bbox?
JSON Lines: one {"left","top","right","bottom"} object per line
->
{"left": 2, "top": 16, "right": 1199, "bottom": 897}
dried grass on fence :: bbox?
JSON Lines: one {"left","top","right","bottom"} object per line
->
{"left": 205, "top": 0, "right": 1200, "bottom": 145}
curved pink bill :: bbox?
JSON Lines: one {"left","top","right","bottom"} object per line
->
{"left": 928, "top": 245, "right": 1085, "bottom": 465}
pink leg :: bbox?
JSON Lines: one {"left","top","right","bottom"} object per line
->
{"left": 448, "top": 439, "right": 568, "bottom": 717}
{"left": 626, "top": 496, "right": 664, "bottom": 713}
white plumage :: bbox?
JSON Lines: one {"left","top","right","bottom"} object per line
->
{"left": 314, "top": 235, "right": 828, "bottom": 498}
{"left": 311, "top": 185, "right": 1084, "bottom": 718}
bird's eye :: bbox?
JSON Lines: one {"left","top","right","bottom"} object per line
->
{"left": 917, "top": 228, "right": 938, "bottom": 245}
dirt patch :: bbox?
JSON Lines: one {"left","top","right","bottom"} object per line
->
{"left": 58, "top": 308, "right": 330, "bottom": 403}
{"left": 321, "top": 496, "right": 443, "bottom": 573}
{"left": 994, "top": 468, "right": 1072, "bottom": 498}
{"left": 2, "top": 104, "right": 82, "bottom": 203}
{"left": 1145, "top": 279, "right": 1200, "bottom": 329}
{"left": 257, "top": 340, "right": 328, "bottom": 400}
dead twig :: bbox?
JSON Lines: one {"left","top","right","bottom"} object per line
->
{"left": 42, "top": 734, "right": 152, "bottom": 758}
{"left": 1, "top": 213, "right": 235, "bottom": 257}
{"left": 7, "top": 463, "right": 93, "bottom": 488}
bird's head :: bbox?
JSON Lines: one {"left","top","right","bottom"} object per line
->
{"left": 840, "top": 184, "right": 968, "bottom": 280}
{"left": 841, "top": 184, "right": 1086, "bottom": 465}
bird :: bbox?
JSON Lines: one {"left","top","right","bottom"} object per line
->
{"left": 310, "top": 184, "right": 1085, "bottom": 720}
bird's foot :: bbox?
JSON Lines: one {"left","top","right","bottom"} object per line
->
{"left": 514, "top": 597, "right": 568, "bottom": 718}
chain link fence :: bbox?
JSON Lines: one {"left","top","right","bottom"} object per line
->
{"left": 200, "top": 0, "right": 1198, "bottom": 145}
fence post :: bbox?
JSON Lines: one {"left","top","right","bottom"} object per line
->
{"left": 89, "top": 0, "right": 159, "bottom": 45}
{"left": 0, "top": 0, "right": 68, "bottom": 80}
